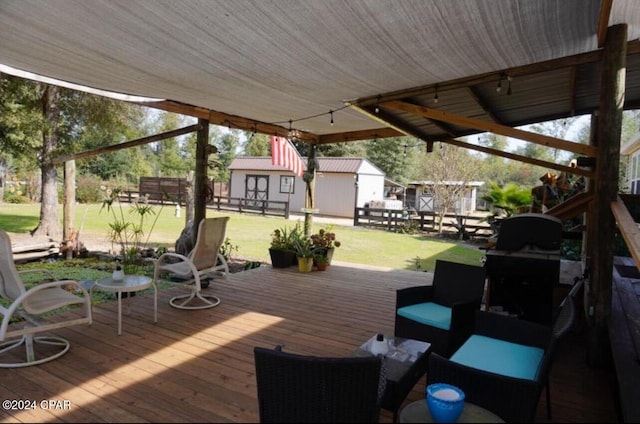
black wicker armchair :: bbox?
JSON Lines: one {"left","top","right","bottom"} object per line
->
{"left": 253, "top": 346, "right": 384, "bottom": 423}
{"left": 427, "top": 310, "right": 554, "bottom": 422}
{"left": 394, "top": 259, "right": 487, "bottom": 357}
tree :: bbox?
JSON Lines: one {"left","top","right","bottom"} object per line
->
{"left": 414, "top": 143, "right": 481, "bottom": 233}
{"left": 365, "top": 136, "right": 418, "bottom": 183}
{"left": 0, "top": 74, "right": 44, "bottom": 203}
{"left": 317, "top": 140, "right": 367, "bottom": 158}
{"left": 243, "top": 132, "right": 269, "bottom": 156}
{"left": 208, "top": 128, "right": 240, "bottom": 183}
{"left": 33, "top": 85, "right": 62, "bottom": 238}
{"left": 0, "top": 74, "right": 148, "bottom": 237}
{"left": 151, "top": 112, "right": 193, "bottom": 177}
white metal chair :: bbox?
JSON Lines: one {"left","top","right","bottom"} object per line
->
{"left": 0, "top": 229, "right": 92, "bottom": 368}
{"left": 153, "top": 217, "right": 230, "bottom": 310}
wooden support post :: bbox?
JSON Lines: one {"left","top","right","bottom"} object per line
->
{"left": 185, "top": 171, "right": 194, "bottom": 226}
{"left": 193, "top": 119, "right": 209, "bottom": 244}
{"left": 585, "top": 23, "right": 627, "bottom": 367}
{"left": 63, "top": 160, "right": 76, "bottom": 259}
{"left": 303, "top": 144, "right": 318, "bottom": 238}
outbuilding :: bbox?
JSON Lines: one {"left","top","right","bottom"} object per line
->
{"left": 228, "top": 156, "right": 386, "bottom": 218}
{"left": 621, "top": 132, "right": 640, "bottom": 194}
{"left": 405, "top": 180, "right": 485, "bottom": 214}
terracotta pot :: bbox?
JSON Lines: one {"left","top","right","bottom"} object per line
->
{"left": 315, "top": 262, "right": 329, "bottom": 271}
{"left": 314, "top": 247, "right": 335, "bottom": 265}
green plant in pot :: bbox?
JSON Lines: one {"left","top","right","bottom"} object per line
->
{"left": 292, "top": 236, "right": 318, "bottom": 273}
{"left": 269, "top": 224, "right": 301, "bottom": 268}
{"left": 313, "top": 251, "right": 330, "bottom": 271}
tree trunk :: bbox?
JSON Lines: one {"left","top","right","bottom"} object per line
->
{"left": 0, "top": 157, "right": 6, "bottom": 203}
{"left": 32, "top": 85, "right": 61, "bottom": 239}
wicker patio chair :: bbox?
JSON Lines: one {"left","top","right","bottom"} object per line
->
{"left": 427, "top": 310, "right": 553, "bottom": 422}
{"left": 0, "top": 229, "right": 92, "bottom": 368}
{"left": 152, "top": 216, "right": 230, "bottom": 309}
{"left": 253, "top": 346, "right": 384, "bottom": 423}
{"left": 394, "top": 259, "right": 487, "bottom": 357}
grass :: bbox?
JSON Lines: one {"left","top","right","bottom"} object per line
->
{"left": 0, "top": 202, "right": 486, "bottom": 272}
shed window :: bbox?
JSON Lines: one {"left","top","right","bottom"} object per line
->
{"left": 279, "top": 176, "right": 295, "bottom": 194}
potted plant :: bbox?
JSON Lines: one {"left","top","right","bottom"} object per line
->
{"left": 310, "top": 226, "right": 341, "bottom": 265}
{"left": 292, "top": 235, "right": 317, "bottom": 273}
{"left": 269, "top": 224, "right": 301, "bottom": 268}
{"left": 313, "top": 252, "right": 330, "bottom": 271}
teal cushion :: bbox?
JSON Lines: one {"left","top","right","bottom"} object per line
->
{"left": 450, "top": 335, "right": 544, "bottom": 381}
{"left": 397, "top": 302, "right": 451, "bottom": 330}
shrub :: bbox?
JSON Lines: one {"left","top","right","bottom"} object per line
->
{"left": 76, "top": 174, "right": 105, "bottom": 203}
{"left": 3, "top": 192, "right": 31, "bottom": 203}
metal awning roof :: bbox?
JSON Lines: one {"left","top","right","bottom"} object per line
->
{"left": 0, "top": 0, "right": 638, "bottom": 145}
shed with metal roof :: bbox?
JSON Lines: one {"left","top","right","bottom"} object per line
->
{"left": 228, "top": 157, "right": 386, "bottom": 218}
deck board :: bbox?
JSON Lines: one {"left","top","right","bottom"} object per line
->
{"left": 0, "top": 263, "right": 618, "bottom": 423}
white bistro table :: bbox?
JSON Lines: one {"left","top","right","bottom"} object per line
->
{"left": 92, "top": 275, "right": 157, "bottom": 335}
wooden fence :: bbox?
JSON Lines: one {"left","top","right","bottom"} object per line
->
{"left": 353, "top": 207, "right": 493, "bottom": 238}
{"left": 208, "top": 196, "right": 289, "bottom": 218}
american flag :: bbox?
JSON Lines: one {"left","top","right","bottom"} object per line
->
{"left": 270, "top": 136, "right": 305, "bottom": 177}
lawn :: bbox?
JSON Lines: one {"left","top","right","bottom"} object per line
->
{"left": 0, "top": 203, "right": 486, "bottom": 272}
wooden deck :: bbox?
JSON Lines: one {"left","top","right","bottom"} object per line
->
{"left": 0, "top": 263, "right": 620, "bottom": 423}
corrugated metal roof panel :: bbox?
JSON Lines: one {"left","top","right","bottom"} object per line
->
{"left": 229, "top": 156, "right": 384, "bottom": 175}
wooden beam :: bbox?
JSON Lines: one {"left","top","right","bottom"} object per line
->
{"left": 346, "top": 104, "right": 433, "bottom": 142}
{"left": 611, "top": 195, "right": 640, "bottom": 267}
{"left": 597, "top": 0, "right": 614, "bottom": 48}
{"left": 208, "top": 110, "right": 318, "bottom": 142}
{"left": 441, "top": 137, "right": 595, "bottom": 178}
{"left": 136, "top": 100, "right": 211, "bottom": 119}
{"left": 317, "top": 127, "right": 401, "bottom": 144}
{"left": 382, "top": 100, "right": 597, "bottom": 157}
{"left": 466, "top": 86, "right": 501, "bottom": 124}
{"left": 568, "top": 66, "right": 577, "bottom": 116}
{"left": 545, "top": 191, "right": 594, "bottom": 222}
{"left": 51, "top": 124, "right": 202, "bottom": 165}
{"left": 136, "top": 100, "right": 318, "bottom": 142}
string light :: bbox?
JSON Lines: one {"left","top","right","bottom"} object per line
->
{"left": 218, "top": 104, "right": 350, "bottom": 137}
{"left": 507, "top": 76, "right": 512, "bottom": 95}
{"left": 403, "top": 139, "right": 423, "bottom": 157}
{"left": 433, "top": 84, "right": 439, "bottom": 104}
{"left": 496, "top": 75, "right": 502, "bottom": 93}
{"left": 375, "top": 95, "right": 381, "bottom": 113}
